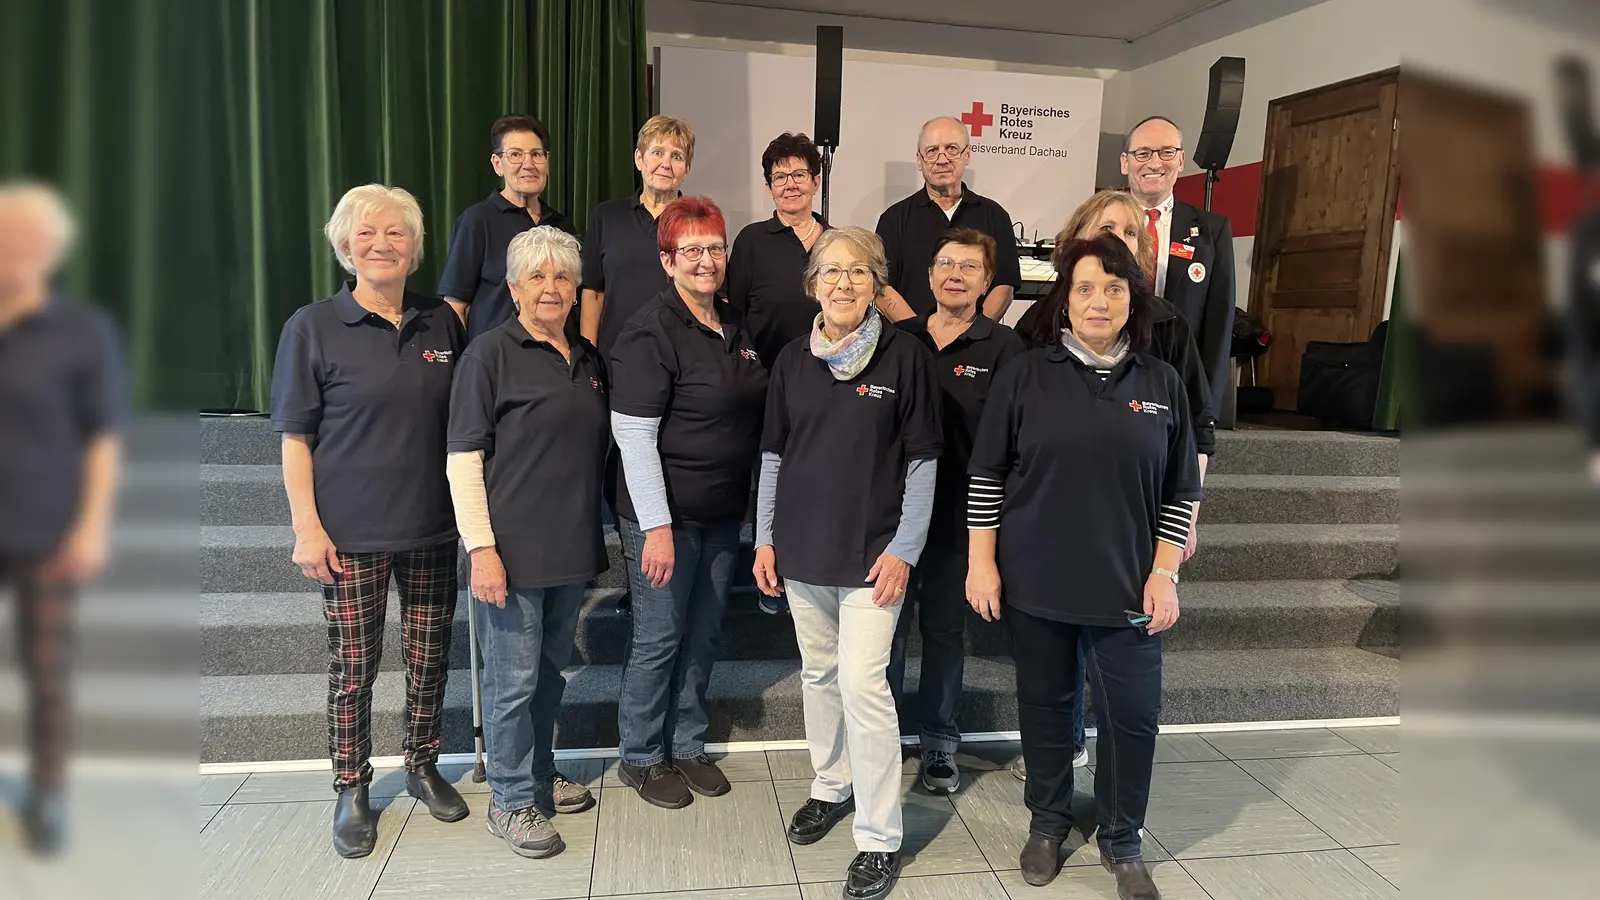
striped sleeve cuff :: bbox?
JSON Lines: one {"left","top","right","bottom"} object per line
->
{"left": 1156, "top": 500, "right": 1195, "bottom": 549}
{"left": 968, "top": 475, "right": 1005, "bottom": 530}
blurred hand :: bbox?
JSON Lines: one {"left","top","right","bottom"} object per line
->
{"left": 1590, "top": 451, "right": 1600, "bottom": 487}
{"left": 966, "top": 560, "right": 1002, "bottom": 622}
{"left": 292, "top": 527, "right": 342, "bottom": 584}
{"left": 45, "top": 522, "right": 108, "bottom": 583}
{"left": 641, "top": 526, "right": 674, "bottom": 589}
{"left": 866, "top": 552, "right": 910, "bottom": 607}
{"left": 754, "top": 545, "right": 782, "bottom": 597}
{"left": 471, "top": 546, "right": 508, "bottom": 608}
{"left": 1143, "top": 572, "right": 1180, "bottom": 634}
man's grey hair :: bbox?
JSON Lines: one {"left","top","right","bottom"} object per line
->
{"left": 803, "top": 227, "right": 890, "bottom": 300}
{"left": 0, "top": 180, "right": 77, "bottom": 271}
{"left": 506, "top": 226, "right": 582, "bottom": 285}
{"left": 324, "top": 184, "right": 426, "bottom": 275}
{"left": 1125, "top": 115, "right": 1184, "bottom": 151}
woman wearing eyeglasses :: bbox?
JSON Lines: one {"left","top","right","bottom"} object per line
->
{"left": 607, "top": 196, "right": 770, "bottom": 810}
{"left": 755, "top": 227, "right": 943, "bottom": 900}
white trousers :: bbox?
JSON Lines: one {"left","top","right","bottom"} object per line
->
{"left": 785, "top": 580, "right": 905, "bottom": 852}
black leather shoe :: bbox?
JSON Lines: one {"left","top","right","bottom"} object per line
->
{"left": 617, "top": 761, "right": 693, "bottom": 809}
{"left": 332, "top": 785, "right": 379, "bottom": 858}
{"left": 407, "top": 762, "right": 470, "bottom": 822}
{"left": 22, "top": 789, "right": 65, "bottom": 856}
{"left": 671, "top": 753, "right": 732, "bottom": 797}
{"left": 1103, "top": 856, "right": 1161, "bottom": 900}
{"left": 844, "top": 850, "right": 900, "bottom": 899}
{"left": 1019, "top": 832, "right": 1065, "bottom": 886}
{"left": 787, "top": 795, "right": 854, "bottom": 845}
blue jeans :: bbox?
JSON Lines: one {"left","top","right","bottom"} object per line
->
{"left": 886, "top": 549, "right": 966, "bottom": 753}
{"left": 616, "top": 516, "right": 739, "bottom": 765}
{"left": 477, "top": 583, "right": 586, "bottom": 813}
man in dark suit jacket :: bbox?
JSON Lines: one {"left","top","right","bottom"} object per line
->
{"left": 1123, "top": 115, "right": 1236, "bottom": 417}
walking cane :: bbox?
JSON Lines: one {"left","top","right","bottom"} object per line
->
{"left": 464, "top": 588, "right": 487, "bottom": 782}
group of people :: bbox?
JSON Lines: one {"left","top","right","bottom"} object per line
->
{"left": 270, "top": 110, "right": 1236, "bottom": 900}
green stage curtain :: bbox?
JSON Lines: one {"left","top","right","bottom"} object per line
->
{"left": 2, "top": 0, "right": 648, "bottom": 411}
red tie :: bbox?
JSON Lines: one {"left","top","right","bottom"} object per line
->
{"left": 1145, "top": 207, "right": 1161, "bottom": 290}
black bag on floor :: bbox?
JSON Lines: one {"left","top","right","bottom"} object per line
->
{"left": 1297, "top": 322, "right": 1389, "bottom": 429}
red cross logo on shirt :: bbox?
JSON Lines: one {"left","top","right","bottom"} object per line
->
{"left": 857, "top": 385, "right": 869, "bottom": 396}
{"left": 422, "top": 350, "right": 436, "bottom": 362}
{"left": 960, "top": 102, "right": 994, "bottom": 137}
{"left": 1129, "top": 400, "right": 1142, "bottom": 412}
{"left": 953, "top": 365, "right": 965, "bottom": 376}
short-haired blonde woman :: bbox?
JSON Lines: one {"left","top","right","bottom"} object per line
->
{"left": 270, "top": 184, "right": 469, "bottom": 860}
{"left": 447, "top": 226, "right": 605, "bottom": 859}
{"left": 754, "top": 226, "right": 943, "bottom": 900}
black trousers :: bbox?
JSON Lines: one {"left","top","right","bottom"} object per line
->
{"left": 1008, "top": 605, "right": 1162, "bottom": 861}
{"left": 3, "top": 559, "right": 73, "bottom": 791}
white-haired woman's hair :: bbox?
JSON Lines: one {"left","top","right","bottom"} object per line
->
{"left": 0, "top": 180, "right": 77, "bottom": 271}
{"left": 506, "top": 226, "right": 582, "bottom": 285}
{"left": 323, "top": 184, "right": 425, "bottom": 275}
{"left": 802, "top": 226, "right": 889, "bottom": 300}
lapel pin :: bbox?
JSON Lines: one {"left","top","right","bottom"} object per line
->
{"left": 1188, "top": 226, "right": 1199, "bottom": 240}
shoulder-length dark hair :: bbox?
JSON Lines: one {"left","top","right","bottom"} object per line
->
{"left": 1024, "top": 233, "right": 1154, "bottom": 352}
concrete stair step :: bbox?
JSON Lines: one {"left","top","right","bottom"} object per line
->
{"left": 199, "top": 524, "right": 1399, "bottom": 593}
{"left": 199, "top": 579, "right": 1398, "bottom": 676}
{"left": 199, "top": 646, "right": 1400, "bottom": 763}
{"left": 201, "top": 465, "right": 1400, "bottom": 527}
{"left": 199, "top": 416, "right": 1400, "bottom": 476}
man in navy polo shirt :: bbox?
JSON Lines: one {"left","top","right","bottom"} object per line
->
{"left": 440, "top": 114, "right": 575, "bottom": 344}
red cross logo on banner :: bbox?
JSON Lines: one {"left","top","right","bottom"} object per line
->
{"left": 960, "top": 102, "right": 994, "bottom": 137}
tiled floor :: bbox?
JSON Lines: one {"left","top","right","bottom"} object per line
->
{"left": 198, "top": 726, "right": 1400, "bottom": 900}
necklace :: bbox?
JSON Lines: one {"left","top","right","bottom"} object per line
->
{"left": 797, "top": 218, "right": 818, "bottom": 243}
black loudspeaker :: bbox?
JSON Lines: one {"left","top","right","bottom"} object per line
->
{"left": 815, "top": 26, "right": 843, "bottom": 148}
{"left": 1557, "top": 56, "right": 1600, "bottom": 173}
{"left": 1193, "top": 57, "right": 1246, "bottom": 172}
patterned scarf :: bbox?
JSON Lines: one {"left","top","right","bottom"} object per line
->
{"left": 811, "top": 305, "right": 883, "bottom": 380}
{"left": 1061, "top": 329, "right": 1129, "bottom": 368}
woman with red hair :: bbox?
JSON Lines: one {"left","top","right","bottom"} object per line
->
{"left": 607, "top": 196, "right": 770, "bottom": 809}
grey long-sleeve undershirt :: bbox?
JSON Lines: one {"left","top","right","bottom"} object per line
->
{"left": 610, "top": 411, "right": 672, "bottom": 531}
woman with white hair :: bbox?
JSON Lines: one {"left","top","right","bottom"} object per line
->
{"left": 445, "top": 226, "right": 606, "bottom": 859}
{"left": 270, "top": 183, "right": 469, "bottom": 859}
{"left": 754, "top": 226, "right": 943, "bottom": 900}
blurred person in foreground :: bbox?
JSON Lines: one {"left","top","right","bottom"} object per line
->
{"left": 1572, "top": 204, "right": 1600, "bottom": 484}
{"left": 270, "top": 184, "right": 469, "bottom": 859}
{"left": 0, "top": 181, "right": 126, "bottom": 855}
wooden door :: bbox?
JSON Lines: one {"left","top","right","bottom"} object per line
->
{"left": 1249, "top": 68, "right": 1401, "bottom": 411}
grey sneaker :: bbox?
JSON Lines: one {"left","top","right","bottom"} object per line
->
{"left": 487, "top": 804, "right": 564, "bottom": 858}
{"left": 920, "top": 748, "right": 960, "bottom": 794}
{"left": 547, "top": 773, "right": 595, "bottom": 814}
{"left": 1073, "top": 747, "right": 1089, "bottom": 768}
{"left": 1011, "top": 757, "right": 1026, "bottom": 782}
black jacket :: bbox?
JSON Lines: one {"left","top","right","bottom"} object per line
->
{"left": 1163, "top": 200, "right": 1236, "bottom": 414}
{"left": 1571, "top": 209, "right": 1600, "bottom": 448}
{"left": 1015, "top": 297, "right": 1216, "bottom": 455}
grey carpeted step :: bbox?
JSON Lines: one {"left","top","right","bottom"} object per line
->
{"left": 199, "top": 415, "right": 1401, "bottom": 476}
{"left": 199, "top": 579, "right": 1399, "bottom": 676}
{"left": 0, "top": 670, "right": 195, "bottom": 759}
{"left": 1405, "top": 470, "right": 1600, "bottom": 522}
{"left": 94, "top": 523, "right": 195, "bottom": 592}
{"left": 202, "top": 466, "right": 1400, "bottom": 527}
{"left": 199, "top": 647, "right": 1400, "bottom": 763}
{"left": 120, "top": 462, "right": 198, "bottom": 525}
{"left": 200, "top": 523, "right": 1399, "bottom": 593}
{"left": 0, "top": 591, "right": 194, "bottom": 673}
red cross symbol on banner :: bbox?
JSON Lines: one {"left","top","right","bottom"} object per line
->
{"left": 960, "top": 102, "right": 994, "bottom": 137}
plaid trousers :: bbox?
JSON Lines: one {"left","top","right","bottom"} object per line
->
{"left": 4, "top": 559, "right": 73, "bottom": 791}
{"left": 323, "top": 541, "right": 458, "bottom": 792}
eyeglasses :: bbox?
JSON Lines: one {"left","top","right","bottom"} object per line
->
{"left": 498, "top": 148, "right": 550, "bottom": 164}
{"left": 673, "top": 244, "right": 727, "bottom": 261}
{"left": 769, "top": 170, "right": 815, "bottom": 187}
{"left": 933, "top": 257, "right": 985, "bottom": 276}
{"left": 919, "top": 144, "right": 969, "bottom": 163}
{"left": 521, "top": 271, "right": 573, "bottom": 287}
{"left": 817, "top": 265, "right": 874, "bottom": 285}
{"left": 1125, "top": 147, "right": 1181, "bottom": 162}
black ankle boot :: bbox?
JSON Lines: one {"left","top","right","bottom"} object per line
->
{"left": 23, "top": 789, "right": 65, "bottom": 856}
{"left": 406, "top": 762, "right": 469, "bottom": 822}
{"left": 1103, "top": 856, "right": 1161, "bottom": 900}
{"left": 333, "top": 785, "right": 379, "bottom": 858}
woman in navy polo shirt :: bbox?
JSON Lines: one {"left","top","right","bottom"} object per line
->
{"left": 270, "top": 184, "right": 469, "bottom": 859}
{"left": 967, "top": 234, "right": 1202, "bottom": 895}
{"left": 755, "top": 227, "right": 943, "bottom": 900}
{"left": 446, "top": 226, "right": 605, "bottom": 860}
{"left": 607, "top": 196, "right": 769, "bottom": 810}
{"left": 887, "top": 226, "right": 1024, "bottom": 796}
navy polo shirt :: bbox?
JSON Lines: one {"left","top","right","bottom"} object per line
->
{"left": 608, "top": 288, "right": 770, "bottom": 525}
{"left": 581, "top": 194, "right": 675, "bottom": 355}
{"left": 0, "top": 296, "right": 128, "bottom": 558}
{"left": 447, "top": 319, "right": 610, "bottom": 589}
{"left": 437, "top": 193, "right": 574, "bottom": 345}
{"left": 761, "top": 325, "right": 943, "bottom": 586}
{"left": 875, "top": 184, "right": 1023, "bottom": 317}
{"left": 727, "top": 212, "right": 830, "bottom": 367}
{"left": 968, "top": 346, "right": 1202, "bottom": 626}
{"left": 896, "top": 314, "right": 1025, "bottom": 551}
{"left": 269, "top": 284, "right": 466, "bottom": 553}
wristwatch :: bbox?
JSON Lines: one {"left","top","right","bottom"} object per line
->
{"left": 1152, "top": 566, "right": 1180, "bottom": 585}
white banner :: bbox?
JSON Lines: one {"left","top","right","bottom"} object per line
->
{"left": 658, "top": 46, "right": 1103, "bottom": 244}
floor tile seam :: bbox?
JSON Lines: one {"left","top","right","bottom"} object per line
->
{"left": 1219, "top": 755, "right": 1348, "bottom": 850}
{"left": 1347, "top": 845, "right": 1400, "bottom": 890}
{"left": 368, "top": 796, "right": 418, "bottom": 900}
